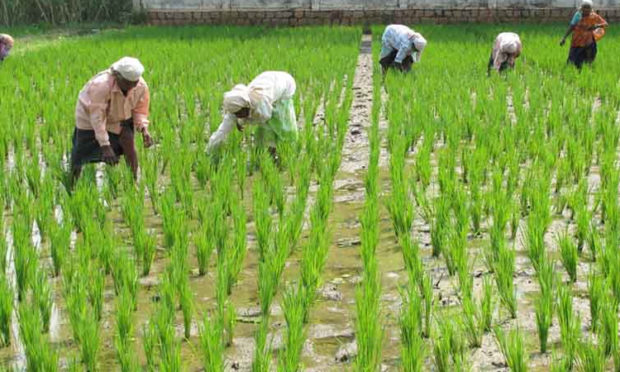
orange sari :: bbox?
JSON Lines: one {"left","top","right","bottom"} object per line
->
{"left": 571, "top": 11, "right": 607, "bottom": 48}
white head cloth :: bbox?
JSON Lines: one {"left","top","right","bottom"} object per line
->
{"left": 0, "top": 34, "right": 13, "bottom": 47}
{"left": 581, "top": 0, "right": 593, "bottom": 7}
{"left": 412, "top": 34, "right": 427, "bottom": 63}
{"left": 500, "top": 38, "right": 519, "bottom": 54}
{"left": 111, "top": 57, "right": 144, "bottom": 82}
{"left": 223, "top": 84, "right": 251, "bottom": 113}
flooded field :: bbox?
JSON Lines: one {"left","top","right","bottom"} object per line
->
{"left": 1, "top": 24, "right": 620, "bottom": 371}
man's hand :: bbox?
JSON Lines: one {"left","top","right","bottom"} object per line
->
{"left": 101, "top": 145, "right": 118, "bottom": 165}
{"left": 142, "top": 130, "right": 154, "bottom": 148}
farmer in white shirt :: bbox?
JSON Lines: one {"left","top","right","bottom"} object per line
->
{"left": 488, "top": 32, "right": 522, "bottom": 75}
{"left": 379, "top": 25, "right": 427, "bottom": 74}
{"left": 207, "top": 71, "right": 298, "bottom": 155}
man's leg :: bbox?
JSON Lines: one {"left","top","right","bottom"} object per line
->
{"left": 119, "top": 123, "right": 138, "bottom": 179}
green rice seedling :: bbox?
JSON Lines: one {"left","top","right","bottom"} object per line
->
{"left": 433, "top": 320, "right": 452, "bottom": 372}
{"left": 415, "top": 139, "right": 432, "bottom": 190}
{"left": 179, "top": 279, "right": 194, "bottom": 340}
{"left": 557, "top": 232, "right": 578, "bottom": 283}
{"left": 587, "top": 223, "right": 602, "bottom": 262}
{"left": 142, "top": 322, "right": 158, "bottom": 372}
{"left": 160, "top": 188, "right": 186, "bottom": 250}
{"left": 481, "top": 275, "right": 494, "bottom": 332}
{"left": 588, "top": 269, "right": 603, "bottom": 333}
{"left": 135, "top": 229, "right": 156, "bottom": 277}
{"left": 228, "top": 197, "right": 248, "bottom": 289}
{"left": 575, "top": 338, "right": 607, "bottom": 372}
{"left": 433, "top": 318, "right": 467, "bottom": 371}
{"left": 115, "top": 287, "right": 137, "bottom": 372}
{"left": 599, "top": 296, "right": 618, "bottom": 360}
{"left": 525, "top": 217, "right": 546, "bottom": 273}
{"left": 152, "top": 276, "right": 181, "bottom": 371}
{"left": 49, "top": 221, "right": 71, "bottom": 277}
{"left": 78, "top": 310, "right": 101, "bottom": 371}
{"left": 18, "top": 303, "right": 58, "bottom": 372}
{"left": 557, "top": 284, "right": 580, "bottom": 369}
{"left": 535, "top": 283, "right": 553, "bottom": 354}
{"left": 494, "top": 326, "right": 527, "bottom": 372}
{"left": 431, "top": 196, "right": 449, "bottom": 258}
{"left": 12, "top": 217, "right": 37, "bottom": 301}
{"left": 199, "top": 312, "right": 224, "bottom": 371}
{"left": 88, "top": 267, "right": 105, "bottom": 322}
{"left": 400, "top": 285, "right": 425, "bottom": 371}
{"left": 0, "top": 276, "right": 12, "bottom": 347}
{"left": 462, "top": 296, "right": 483, "bottom": 348}
{"left": 279, "top": 286, "right": 306, "bottom": 372}
{"left": 193, "top": 224, "right": 213, "bottom": 276}
{"left": 111, "top": 250, "right": 138, "bottom": 308}
{"left": 32, "top": 269, "right": 53, "bottom": 333}
{"left": 355, "top": 263, "right": 383, "bottom": 371}
{"left": 494, "top": 244, "right": 517, "bottom": 318}
{"left": 252, "top": 317, "right": 271, "bottom": 372}
{"left": 253, "top": 180, "right": 272, "bottom": 261}
{"left": 420, "top": 273, "right": 433, "bottom": 338}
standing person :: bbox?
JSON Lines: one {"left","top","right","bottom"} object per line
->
{"left": 560, "top": 0, "right": 608, "bottom": 69}
{"left": 70, "top": 57, "right": 153, "bottom": 187}
{"left": 379, "top": 24, "right": 427, "bottom": 74}
{"left": 207, "top": 71, "right": 298, "bottom": 155}
{"left": 487, "top": 32, "right": 522, "bottom": 75}
{"left": 0, "top": 34, "right": 14, "bottom": 62}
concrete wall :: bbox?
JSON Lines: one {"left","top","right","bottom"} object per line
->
{"left": 141, "top": 0, "right": 620, "bottom": 25}
{"left": 138, "top": 0, "right": 619, "bottom": 10}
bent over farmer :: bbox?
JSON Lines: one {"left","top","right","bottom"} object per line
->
{"left": 560, "top": 0, "right": 608, "bottom": 69}
{"left": 379, "top": 24, "right": 427, "bottom": 74}
{"left": 70, "top": 57, "right": 153, "bottom": 186}
{"left": 488, "top": 32, "right": 522, "bottom": 75}
{"left": 0, "top": 34, "right": 14, "bottom": 62}
{"left": 207, "top": 71, "right": 298, "bottom": 153}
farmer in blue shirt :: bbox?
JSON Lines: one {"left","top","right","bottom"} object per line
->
{"left": 379, "top": 25, "right": 427, "bottom": 74}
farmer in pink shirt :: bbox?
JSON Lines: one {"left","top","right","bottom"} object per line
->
{"left": 0, "top": 34, "right": 14, "bottom": 62}
{"left": 70, "top": 57, "right": 153, "bottom": 186}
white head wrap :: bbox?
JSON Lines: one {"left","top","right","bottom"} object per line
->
{"left": 500, "top": 39, "right": 519, "bottom": 55}
{"left": 412, "top": 34, "right": 427, "bottom": 63}
{"left": 581, "top": 0, "right": 593, "bottom": 7}
{"left": 111, "top": 57, "right": 144, "bottom": 82}
{"left": 0, "top": 34, "right": 13, "bottom": 47}
{"left": 223, "top": 84, "right": 251, "bottom": 114}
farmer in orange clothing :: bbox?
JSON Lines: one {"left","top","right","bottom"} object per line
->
{"left": 70, "top": 57, "right": 153, "bottom": 187}
{"left": 0, "top": 34, "right": 14, "bottom": 62}
{"left": 560, "top": 0, "right": 608, "bottom": 69}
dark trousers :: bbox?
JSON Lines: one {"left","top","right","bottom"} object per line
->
{"left": 488, "top": 53, "right": 510, "bottom": 72}
{"left": 380, "top": 50, "right": 414, "bottom": 73}
{"left": 70, "top": 119, "right": 134, "bottom": 167}
{"left": 568, "top": 43, "right": 597, "bottom": 69}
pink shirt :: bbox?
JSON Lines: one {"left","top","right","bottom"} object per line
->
{"left": 75, "top": 69, "right": 150, "bottom": 147}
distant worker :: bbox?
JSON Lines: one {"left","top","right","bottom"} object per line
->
{"left": 0, "top": 34, "right": 14, "bottom": 62}
{"left": 379, "top": 24, "right": 427, "bottom": 74}
{"left": 488, "top": 32, "right": 522, "bottom": 75}
{"left": 560, "top": 0, "right": 608, "bottom": 69}
{"left": 70, "top": 57, "right": 153, "bottom": 187}
{"left": 207, "top": 71, "right": 298, "bottom": 154}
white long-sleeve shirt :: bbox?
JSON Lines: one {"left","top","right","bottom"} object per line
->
{"left": 380, "top": 25, "right": 424, "bottom": 64}
{"left": 207, "top": 71, "right": 296, "bottom": 151}
{"left": 491, "top": 32, "right": 522, "bottom": 71}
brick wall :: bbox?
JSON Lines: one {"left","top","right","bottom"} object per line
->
{"left": 147, "top": 8, "right": 620, "bottom": 26}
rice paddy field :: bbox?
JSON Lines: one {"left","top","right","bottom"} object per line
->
{"left": 0, "top": 23, "right": 620, "bottom": 371}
